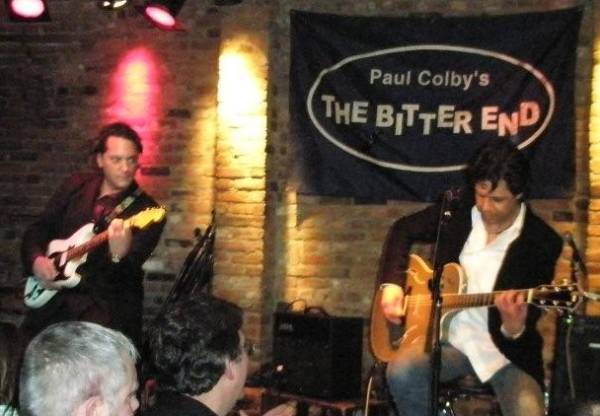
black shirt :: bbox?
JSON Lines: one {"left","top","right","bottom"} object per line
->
{"left": 143, "top": 392, "right": 219, "bottom": 416}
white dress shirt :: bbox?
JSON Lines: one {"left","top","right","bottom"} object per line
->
{"left": 447, "top": 203, "right": 525, "bottom": 382}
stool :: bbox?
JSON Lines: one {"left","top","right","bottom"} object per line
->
{"left": 439, "top": 376, "right": 501, "bottom": 416}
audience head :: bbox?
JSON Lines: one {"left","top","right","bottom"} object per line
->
{"left": 148, "top": 294, "right": 247, "bottom": 412}
{"left": 19, "top": 321, "right": 139, "bottom": 416}
{"left": 0, "top": 322, "right": 24, "bottom": 408}
{"left": 466, "top": 138, "right": 530, "bottom": 199}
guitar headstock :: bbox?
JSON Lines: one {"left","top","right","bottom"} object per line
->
{"left": 128, "top": 207, "right": 166, "bottom": 229}
{"left": 531, "top": 283, "right": 582, "bottom": 312}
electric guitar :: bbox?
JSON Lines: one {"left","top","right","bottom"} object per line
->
{"left": 23, "top": 207, "right": 166, "bottom": 309}
{"left": 370, "top": 254, "right": 582, "bottom": 363}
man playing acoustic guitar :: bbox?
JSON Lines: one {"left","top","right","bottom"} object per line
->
{"left": 21, "top": 122, "right": 166, "bottom": 349}
{"left": 377, "top": 139, "right": 562, "bottom": 416}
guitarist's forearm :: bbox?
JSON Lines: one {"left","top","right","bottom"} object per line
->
{"left": 21, "top": 230, "right": 51, "bottom": 276}
{"left": 125, "top": 219, "right": 166, "bottom": 267}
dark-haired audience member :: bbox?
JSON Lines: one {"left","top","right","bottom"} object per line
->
{"left": 378, "top": 139, "right": 562, "bottom": 416}
{"left": 21, "top": 122, "right": 166, "bottom": 348}
{"left": 19, "top": 321, "right": 139, "bottom": 416}
{"left": 0, "top": 322, "right": 24, "bottom": 416}
{"left": 145, "top": 294, "right": 295, "bottom": 416}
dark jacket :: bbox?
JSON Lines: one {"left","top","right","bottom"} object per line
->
{"left": 377, "top": 192, "right": 562, "bottom": 387}
{"left": 143, "top": 392, "right": 218, "bottom": 416}
{"left": 21, "top": 172, "right": 166, "bottom": 346}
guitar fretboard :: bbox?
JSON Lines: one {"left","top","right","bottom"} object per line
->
{"left": 440, "top": 289, "right": 530, "bottom": 308}
{"left": 65, "top": 231, "right": 110, "bottom": 262}
{"left": 64, "top": 218, "right": 133, "bottom": 262}
{"left": 407, "top": 289, "right": 531, "bottom": 309}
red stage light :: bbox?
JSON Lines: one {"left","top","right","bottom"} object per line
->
{"left": 104, "top": 47, "right": 162, "bottom": 164}
{"left": 137, "top": 1, "right": 186, "bottom": 31}
{"left": 7, "top": 0, "right": 47, "bottom": 20}
{"left": 144, "top": 5, "right": 176, "bottom": 29}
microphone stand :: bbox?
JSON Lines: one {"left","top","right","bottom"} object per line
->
{"left": 564, "top": 233, "right": 600, "bottom": 303}
{"left": 429, "top": 190, "right": 456, "bottom": 416}
{"left": 564, "top": 232, "right": 588, "bottom": 312}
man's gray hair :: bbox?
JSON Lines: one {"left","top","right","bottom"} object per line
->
{"left": 19, "top": 321, "right": 138, "bottom": 416}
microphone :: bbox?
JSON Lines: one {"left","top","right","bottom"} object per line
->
{"left": 564, "top": 232, "right": 587, "bottom": 277}
{"left": 444, "top": 187, "right": 463, "bottom": 203}
{"left": 440, "top": 187, "right": 462, "bottom": 224}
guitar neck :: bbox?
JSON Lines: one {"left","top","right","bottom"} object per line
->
{"left": 64, "top": 219, "right": 132, "bottom": 262}
{"left": 65, "top": 231, "right": 109, "bottom": 262}
{"left": 441, "top": 289, "right": 530, "bottom": 309}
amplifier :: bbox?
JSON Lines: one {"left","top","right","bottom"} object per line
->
{"left": 272, "top": 312, "right": 363, "bottom": 399}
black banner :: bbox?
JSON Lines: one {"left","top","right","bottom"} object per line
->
{"left": 290, "top": 8, "right": 582, "bottom": 201}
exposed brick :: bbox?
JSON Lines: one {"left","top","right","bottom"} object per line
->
{"left": 140, "top": 166, "right": 171, "bottom": 176}
{"left": 167, "top": 109, "right": 192, "bottom": 119}
{"left": 218, "top": 190, "right": 266, "bottom": 203}
{"left": 0, "top": 1, "right": 597, "bottom": 371}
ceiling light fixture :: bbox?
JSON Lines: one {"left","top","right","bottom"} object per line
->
{"left": 97, "top": 0, "right": 129, "bottom": 10}
{"left": 5, "top": 0, "right": 50, "bottom": 22}
{"left": 137, "top": 0, "right": 186, "bottom": 31}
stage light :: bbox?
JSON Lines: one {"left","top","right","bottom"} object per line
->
{"left": 5, "top": 0, "right": 50, "bottom": 22}
{"left": 137, "top": 0, "right": 186, "bottom": 31}
{"left": 97, "top": 0, "right": 129, "bottom": 10}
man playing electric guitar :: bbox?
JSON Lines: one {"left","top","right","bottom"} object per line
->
{"left": 377, "top": 139, "right": 562, "bottom": 416}
{"left": 21, "top": 122, "right": 166, "bottom": 349}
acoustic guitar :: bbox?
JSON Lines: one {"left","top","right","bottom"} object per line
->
{"left": 370, "top": 254, "right": 582, "bottom": 363}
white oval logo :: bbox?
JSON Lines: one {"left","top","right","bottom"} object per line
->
{"left": 306, "top": 44, "right": 554, "bottom": 173}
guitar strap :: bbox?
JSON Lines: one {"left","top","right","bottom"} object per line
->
{"left": 93, "top": 187, "right": 143, "bottom": 233}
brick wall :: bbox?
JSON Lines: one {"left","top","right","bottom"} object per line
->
{"left": 0, "top": 0, "right": 223, "bottom": 321}
{"left": 0, "top": 0, "right": 595, "bottom": 386}
{"left": 267, "top": 0, "right": 591, "bottom": 377}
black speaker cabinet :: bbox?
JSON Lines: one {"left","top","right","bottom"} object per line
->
{"left": 272, "top": 312, "right": 363, "bottom": 400}
{"left": 550, "top": 314, "right": 600, "bottom": 416}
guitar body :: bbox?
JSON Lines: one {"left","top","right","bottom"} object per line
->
{"left": 370, "top": 254, "right": 464, "bottom": 363}
{"left": 23, "top": 223, "right": 94, "bottom": 309}
{"left": 23, "top": 207, "right": 166, "bottom": 309}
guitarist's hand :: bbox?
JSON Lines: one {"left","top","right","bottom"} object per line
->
{"left": 108, "top": 219, "right": 132, "bottom": 260}
{"left": 381, "top": 284, "right": 405, "bottom": 324}
{"left": 32, "top": 256, "right": 62, "bottom": 289}
{"left": 495, "top": 290, "right": 527, "bottom": 336}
